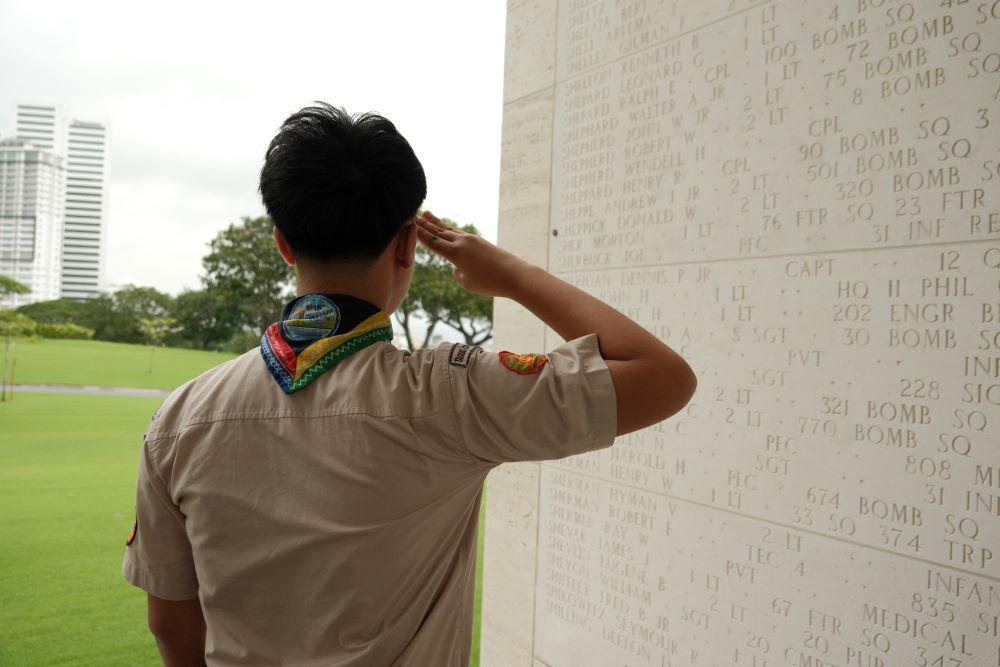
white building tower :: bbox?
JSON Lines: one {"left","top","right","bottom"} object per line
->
{"left": 0, "top": 138, "right": 65, "bottom": 308}
{"left": 11, "top": 103, "right": 66, "bottom": 154}
{"left": 10, "top": 102, "right": 109, "bottom": 300}
{"left": 61, "top": 119, "right": 109, "bottom": 299}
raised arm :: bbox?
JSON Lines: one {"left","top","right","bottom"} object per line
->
{"left": 415, "top": 211, "right": 696, "bottom": 436}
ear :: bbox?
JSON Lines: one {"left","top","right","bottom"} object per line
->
{"left": 273, "top": 227, "right": 296, "bottom": 266}
{"left": 394, "top": 222, "right": 417, "bottom": 269}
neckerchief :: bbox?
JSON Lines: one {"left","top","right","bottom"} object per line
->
{"left": 260, "top": 293, "right": 393, "bottom": 394}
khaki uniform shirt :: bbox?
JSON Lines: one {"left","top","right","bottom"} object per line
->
{"left": 122, "top": 333, "right": 617, "bottom": 666}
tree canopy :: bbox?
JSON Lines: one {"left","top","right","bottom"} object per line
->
{"left": 395, "top": 219, "right": 493, "bottom": 349}
{"left": 0, "top": 275, "right": 30, "bottom": 297}
{"left": 9, "top": 215, "right": 493, "bottom": 352}
{"left": 168, "top": 289, "right": 245, "bottom": 350}
{"left": 78, "top": 285, "right": 174, "bottom": 344}
{"left": 17, "top": 298, "right": 88, "bottom": 324}
{"left": 202, "top": 216, "right": 295, "bottom": 335}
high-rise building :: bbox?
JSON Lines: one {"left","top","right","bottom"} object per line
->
{"left": 0, "top": 138, "right": 65, "bottom": 308}
{"left": 11, "top": 103, "right": 65, "bottom": 153}
{"left": 9, "top": 102, "right": 109, "bottom": 301}
{"left": 61, "top": 120, "right": 109, "bottom": 299}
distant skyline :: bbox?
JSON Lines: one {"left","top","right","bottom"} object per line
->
{"left": 0, "top": 1, "right": 506, "bottom": 296}
{"left": 10, "top": 103, "right": 111, "bottom": 301}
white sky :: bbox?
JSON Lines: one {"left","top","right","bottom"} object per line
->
{"left": 0, "top": 0, "right": 507, "bottom": 297}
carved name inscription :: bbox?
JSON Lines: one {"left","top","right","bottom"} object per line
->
{"left": 527, "top": 0, "right": 1000, "bottom": 665}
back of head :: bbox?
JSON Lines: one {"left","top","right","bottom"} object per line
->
{"left": 259, "top": 102, "right": 427, "bottom": 264}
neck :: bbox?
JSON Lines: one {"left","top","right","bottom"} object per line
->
{"left": 294, "top": 265, "right": 391, "bottom": 312}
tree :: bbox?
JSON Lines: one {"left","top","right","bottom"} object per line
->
{"left": 395, "top": 219, "right": 493, "bottom": 349}
{"left": 438, "top": 283, "right": 493, "bottom": 346}
{"left": 17, "top": 298, "right": 88, "bottom": 324}
{"left": 0, "top": 276, "right": 30, "bottom": 296}
{"left": 80, "top": 285, "right": 174, "bottom": 344}
{"left": 139, "top": 316, "right": 178, "bottom": 373}
{"left": 201, "top": 216, "right": 294, "bottom": 335}
{"left": 0, "top": 283, "right": 32, "bottom": 399}
{"left": 0, "top": 311, "right": 36, "bottom": 337}
{"left": 169, "top": 289, "right": 244, "bottom": 350}
{"left": 396, "top": 242, "right": 449, "bottom": 350}
{"left": 0, "top": 276, "right": 30, "bottom": 307}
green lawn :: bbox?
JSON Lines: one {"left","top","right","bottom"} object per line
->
{"left": 0, "top": 393, "right": 163, "bottom": 666}
{"left": 2, "top": 339, "right": 486, "bottom": 665}
{"left": 6, "top": 338, "right": 237, "bottom": 390}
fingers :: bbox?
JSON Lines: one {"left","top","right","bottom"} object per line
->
{"left": 416, "top": 211, "right": 461, "bottom": 251}
{"left": 416, "top": 224, "right": 457, "bottom": 258}
{"left": 418, "top": 210, "right": 459, "bottom": 236}
{"left": 419, "top": 210, "right": 444, "bottom": 227}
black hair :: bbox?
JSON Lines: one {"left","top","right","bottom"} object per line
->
{"left": 259, "top": 102, "right": 426, "bottom": 264}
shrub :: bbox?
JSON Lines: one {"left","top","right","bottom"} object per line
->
{"left": 0, "top": 310, "right": 38, "bottom": 337}
{"left": 36, "top": 322, "right": 94, "bottom": 340}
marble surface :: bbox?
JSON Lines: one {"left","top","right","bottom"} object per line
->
{"left": 485, "top": 0, "right": 1000, "bottom": 665}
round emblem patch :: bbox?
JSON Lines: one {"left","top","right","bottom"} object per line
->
{"left": 281, "top": 295, "right": 341, "bottom": 340}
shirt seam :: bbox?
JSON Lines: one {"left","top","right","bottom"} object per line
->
{"left": 145, "top": 406, "right": 456, "bottom": 446}
{"left": 144, "top": 437, "right": 166, "bottom": 486}
{"left": 124, "top": 546, "right": 196, "bottom": 573}
{"left": 122, "top": 556, "right": 198, "bottom": 598}
{"left": 441, "top": 346, "right": 480, "bottom": 466}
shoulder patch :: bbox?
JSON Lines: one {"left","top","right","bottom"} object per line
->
{"left": 448, "top": 343, "right": 482, "bottom": 368}
{"left": 126, "top": 517, "right": 137, "bottom": 546}
{"left": 498, "top": 350, "right": 549, "bottom": 374}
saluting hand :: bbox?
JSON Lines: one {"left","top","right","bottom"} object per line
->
{"left": 415, "top": 210, "right": 534, "bottom": 299}
{"left": 417, "top": 211, "right": 696, "bottom": 436}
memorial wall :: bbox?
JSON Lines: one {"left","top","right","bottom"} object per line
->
{"left": 481, "top": 0, "right": 1000, "bottom": 665}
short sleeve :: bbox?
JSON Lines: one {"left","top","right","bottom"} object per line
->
{"left": 442, "top": 333, "right": 617, "bottom": 463}
{"left": 122, "top": 438, "right": 199, "bottom": 600}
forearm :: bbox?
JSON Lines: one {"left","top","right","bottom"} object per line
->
{"left": 148, "top": 594, "right": 206, "bottom": 667}
{"left": 509, "top": 263, "right": 695, "bottom": 433}
{"left": 508, "top": 264, "right": 679, "bottom": 362}
{"left": 154, "top": 635, "right": 207, "bottom": 667}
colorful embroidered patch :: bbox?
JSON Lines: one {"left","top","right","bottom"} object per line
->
{"left": 281, "top": 294, "right": 341, "bottom": 340}
{"left": 126, "top": 518, "right": 137, "bottom": 546}
{"left": 448, "top": 343, "right": 481, "bottom": 368}
{"left": 498, "top": 350, "right": 549, "bottom": 374}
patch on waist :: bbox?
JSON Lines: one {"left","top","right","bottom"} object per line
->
{"left": 126, "top": 518, "right": 137, "bottom": 546}
{"left": 499, "top": 351, "right": 549, "bottom": 374}
{"left": 448, "top": 343, "right": 482, "bottom": 368}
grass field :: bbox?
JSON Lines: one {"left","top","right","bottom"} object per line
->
{"left": 6, "top": 337, "right": 237, "bottom": 390}
{"left": 0, "top": 393, "right": 163, "bottom": 666}
{"left": 1, "top": 339, "right": 485, "bottom": 666}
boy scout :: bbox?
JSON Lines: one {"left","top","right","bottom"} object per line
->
{"left": 123, "top": 103, "right": 696, "bottom": 666}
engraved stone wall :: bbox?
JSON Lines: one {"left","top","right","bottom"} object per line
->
{"left": 483, "top": 1, "right": 1000, "bottom": 665}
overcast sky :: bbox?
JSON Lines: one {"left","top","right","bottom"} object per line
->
{"left": 0, "top": 0, "right": 506, "bottom": 297}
